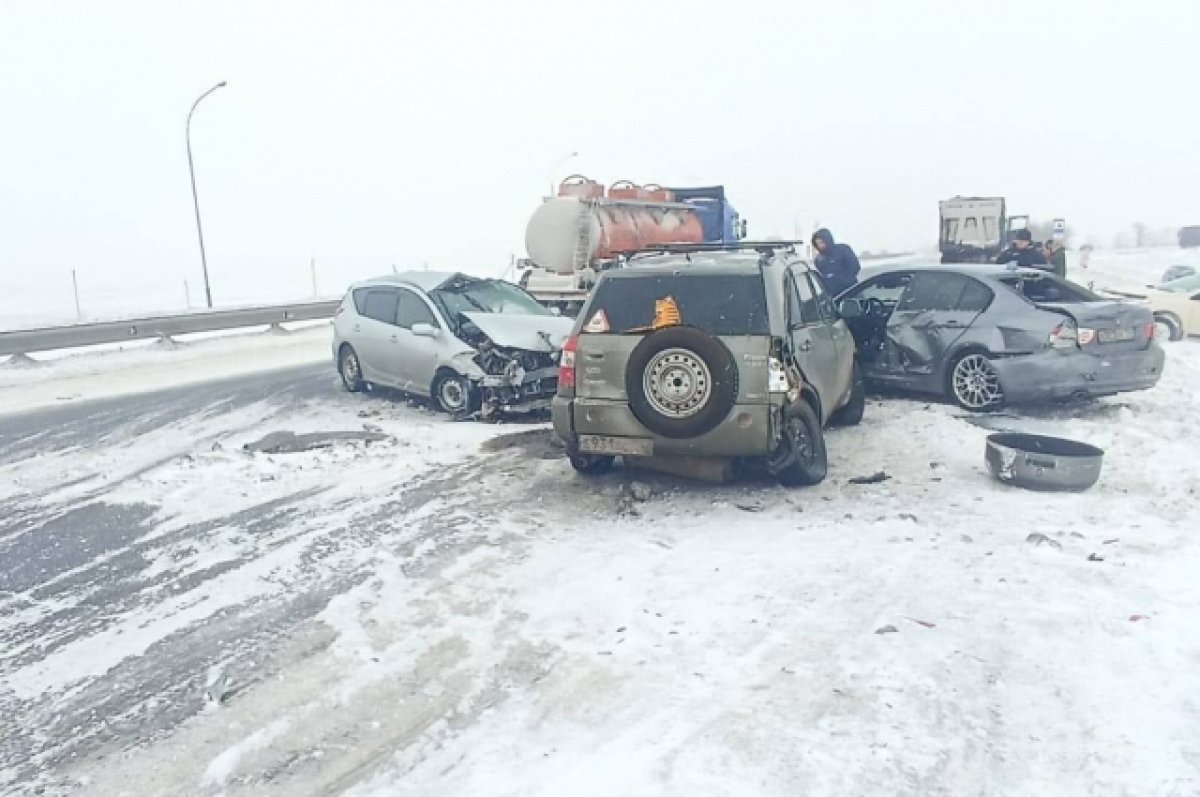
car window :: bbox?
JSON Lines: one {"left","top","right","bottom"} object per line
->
{"left": 898, "top": 272, "right": 974, "bottom": 312}
{"left": 361, "top": 289, "right": 399, "bottom": 324}
{"left": 584, "top": 273, "right": 769, "bottom": 336}
{"left": 998, "top": 274, "right": 1098, "bottom": 304}
{"left": 806, "top": 272, "right": 837, "bottom": 322}
{"left": 957, "top": 277, "right": 994, "bottom": 312}
{"left": 844, "top": 273, "right": 913, "bottom": 306}
{"left": 352, "top": 288, "right": 369, "bottom": 314}
{"left": 789, "top": 270, "right": 821, "bottom": 325}
{"left": 396, "top": 289, "right": 438, "bottom": 329}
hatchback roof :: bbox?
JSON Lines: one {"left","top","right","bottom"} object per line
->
{"left": 353, "top": 271, "right": 471, "bottom": 292}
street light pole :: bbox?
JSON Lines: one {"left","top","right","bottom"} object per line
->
{"left": 186, "top": 81, "right": 227, "bottom": 309}
{"left": 547, "top": 150, "right": 579, "bottom": 197}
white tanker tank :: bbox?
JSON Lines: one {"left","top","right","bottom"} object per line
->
{"left": 524, "top": 177, "right": 706, "bottom": 275}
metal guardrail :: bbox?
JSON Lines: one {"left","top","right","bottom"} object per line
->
{"left": 0, "top": 301, "right": 340, "bottom": 357}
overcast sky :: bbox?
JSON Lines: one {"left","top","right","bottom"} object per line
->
{"left": 2, "top": 0, "right": 1198, "bottom": 316}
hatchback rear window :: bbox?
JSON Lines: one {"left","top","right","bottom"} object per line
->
{"left": 584, "top": 274, "right": 769, "bottom": 336}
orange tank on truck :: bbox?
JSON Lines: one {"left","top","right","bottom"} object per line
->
{"left": 524, "top": 176, "right": 742, "bottom": 276}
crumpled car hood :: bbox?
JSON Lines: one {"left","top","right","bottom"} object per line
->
{"left": 462, "top": 312, "right": 574, "bottom": 352}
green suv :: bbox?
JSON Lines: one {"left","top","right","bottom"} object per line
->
{"left": 551, "top": 243, "right": 864, "bottom": 486}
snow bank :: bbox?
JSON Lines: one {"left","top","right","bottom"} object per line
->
{"left": 0, "top": 323, "right": 331, "bottom": 417}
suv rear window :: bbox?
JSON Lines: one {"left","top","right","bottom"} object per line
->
{"left": 585, "top": 274, "right": 769, "bottom": 336}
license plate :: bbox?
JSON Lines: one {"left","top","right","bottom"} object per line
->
{"left": 1098, "top": 327, "right": 1136, "bottom": 343}
{"left": 578, "top": 435, "right": 653, "bottom": 457}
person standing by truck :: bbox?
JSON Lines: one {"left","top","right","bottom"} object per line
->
{"left": 996, "top": 229, "right": 1049, "bottom": 269}
{"left": 1044, "top": 239, "right": 1067, "bottom": 278}
{"left": 811, "top": 228, "right": 861, "bottom": 295}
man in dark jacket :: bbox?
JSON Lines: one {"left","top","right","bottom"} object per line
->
{"left": 811, "top": 228, "right": 861, "bottom": 296}
{"left": 1045, "top": 239, "right": 1067, "bottom": 279}
{"left": 996, "top": 229, "right": 1049, "bottom": 269}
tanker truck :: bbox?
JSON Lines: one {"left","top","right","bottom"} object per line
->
{"left": 516, "top": 176, "right": 746, "bottom": 315}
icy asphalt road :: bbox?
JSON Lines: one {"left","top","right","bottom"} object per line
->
{"left": 2, "top": 349, "right": 1200, "bottom": 796}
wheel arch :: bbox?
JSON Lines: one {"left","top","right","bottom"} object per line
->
{"left": 1153, "top": 310, "right": 1184, "bottom": 340}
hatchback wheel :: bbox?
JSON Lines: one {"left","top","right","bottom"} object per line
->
{"left": 432, "top": 371, "right": 478, "bottom": 415}
{"left": 949, "top": 352, "right": 1004, "bottom": 411}
{"left": 339, "top": 346, "right": 366, "bottom": 393}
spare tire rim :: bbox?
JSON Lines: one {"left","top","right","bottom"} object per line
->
{"left": 643, "top": 348, "right": 712, "bottom": 419}
{"left": 953, "top": 354, "right": 1002, "bottom": 408}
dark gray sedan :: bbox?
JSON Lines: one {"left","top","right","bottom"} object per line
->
{"left": 835, "top": 264, "right": 1165, "bottom": 410}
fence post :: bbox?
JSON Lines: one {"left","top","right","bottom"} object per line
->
{"left": 72, "top": 269, "right": 82, "bottom": 321}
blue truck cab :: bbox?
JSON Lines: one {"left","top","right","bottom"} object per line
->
{"left": 666, "top": 185, "right": 746, "bottom": 243}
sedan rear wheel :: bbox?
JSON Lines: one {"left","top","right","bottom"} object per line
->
{"left": 949, "top": 352, "right": 1004, "bottom": 411}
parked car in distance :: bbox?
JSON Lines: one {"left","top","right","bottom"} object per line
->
{"left": 836, "top": 264, "right": 1165, "bottom": 410}
{"left": 552, "top": 243, "right": 865, "bottom": 487}
{"left": 1097, "top": 272, "right": 1200, "bottom": 341}
{"left": 333, "top": 272, "right": 574, "bottom": 417}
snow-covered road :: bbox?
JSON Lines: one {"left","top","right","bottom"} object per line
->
{"left": 2, "top": 335, "right": 1198, "bottom": 796}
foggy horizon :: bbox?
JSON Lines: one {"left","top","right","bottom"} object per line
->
{"left": 2, "top": 0, "right": 1198, "bottom": 315}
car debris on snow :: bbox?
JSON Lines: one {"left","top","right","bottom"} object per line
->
{"left": 242, "top": 429, "right": 389, "bottom": 454}
{"left": 849, "top": 471, "right": 891, "bottom": 485}
{"left": 629, "top": 482, "right": 653, "bottom": 502}
{"left": 875, "top": 625, "right": 899, "bottom": 635}
{"left": 1025, "top": 532, "right": 1064, "bottom": 550}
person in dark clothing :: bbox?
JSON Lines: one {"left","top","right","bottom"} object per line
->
{"left": 996, "top": 229, "right": 1049, "bottom": 269}
{"left": 1045, "top": 239, "right": 1067, "bottom": 278}
{"left": 811, "top": 228, "right": 861, "bottom": 296}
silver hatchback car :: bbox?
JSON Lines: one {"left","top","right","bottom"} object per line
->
{"left": 333, "top": 272, "right": 575, "bottom": 417}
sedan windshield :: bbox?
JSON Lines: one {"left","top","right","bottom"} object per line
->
{"left": 431, "top": 277, "right": 551, "bottom": 318}
{"left": 1155, "top": 273, "right": 1200, "bottom": 294}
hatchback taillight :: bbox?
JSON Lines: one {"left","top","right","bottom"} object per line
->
{"left": 558, "top": 335, "right": 578, "bottom": 390}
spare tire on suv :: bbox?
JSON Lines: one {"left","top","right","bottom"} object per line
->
{"left": 625, "top": 326, "right": 739, "bottom": 439}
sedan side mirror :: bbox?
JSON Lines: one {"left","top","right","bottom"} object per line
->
{"left": 411, "top": 322, "right": 440, "bottom": 338}
{"left": 837, "top": 299, "right": 865, "bottom": 319}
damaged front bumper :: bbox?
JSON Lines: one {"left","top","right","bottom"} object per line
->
{"left": 476, "top": 364, "right": 559, "bottom": 414}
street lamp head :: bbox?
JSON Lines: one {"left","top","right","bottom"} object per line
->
{"left": 216, "top": 81, "right": 228, "bottom": 88}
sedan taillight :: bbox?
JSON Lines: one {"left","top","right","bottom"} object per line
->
{"left": 558, "top": 335, "right": 578, "bottom": 391}
{"left": 1049, "top": 321, "right": 1079, "bottom": 349}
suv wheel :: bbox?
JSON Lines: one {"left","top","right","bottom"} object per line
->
{"left": 568, "top": 450, "right": 615, "bottom": 475}
{"left": 772, "top": 401, "right": 828, "bottom": 487}
{"left": 829, "top": 361, "right": 866, "bottom": 427}
{"left": 625, "top": 327, "right": 738, "bottom": 439}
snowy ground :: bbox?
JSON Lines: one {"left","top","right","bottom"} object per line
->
{"left": 2, "top": 321, "right": 1198, "bottom": 795}
{"left": 3, "top": 247, "right": 1200, "bottom": 795}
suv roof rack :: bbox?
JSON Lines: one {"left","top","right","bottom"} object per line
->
{"left": 617, "top": 240, "right": 805, "bottom": 257}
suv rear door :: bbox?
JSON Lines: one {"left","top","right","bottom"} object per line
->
{"left": 573, "top": 271, "right": 771, "bottom": 405}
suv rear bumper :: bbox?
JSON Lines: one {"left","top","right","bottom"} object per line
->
{"left": 552, "top": 396, "right": 774, "bottom": 458}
